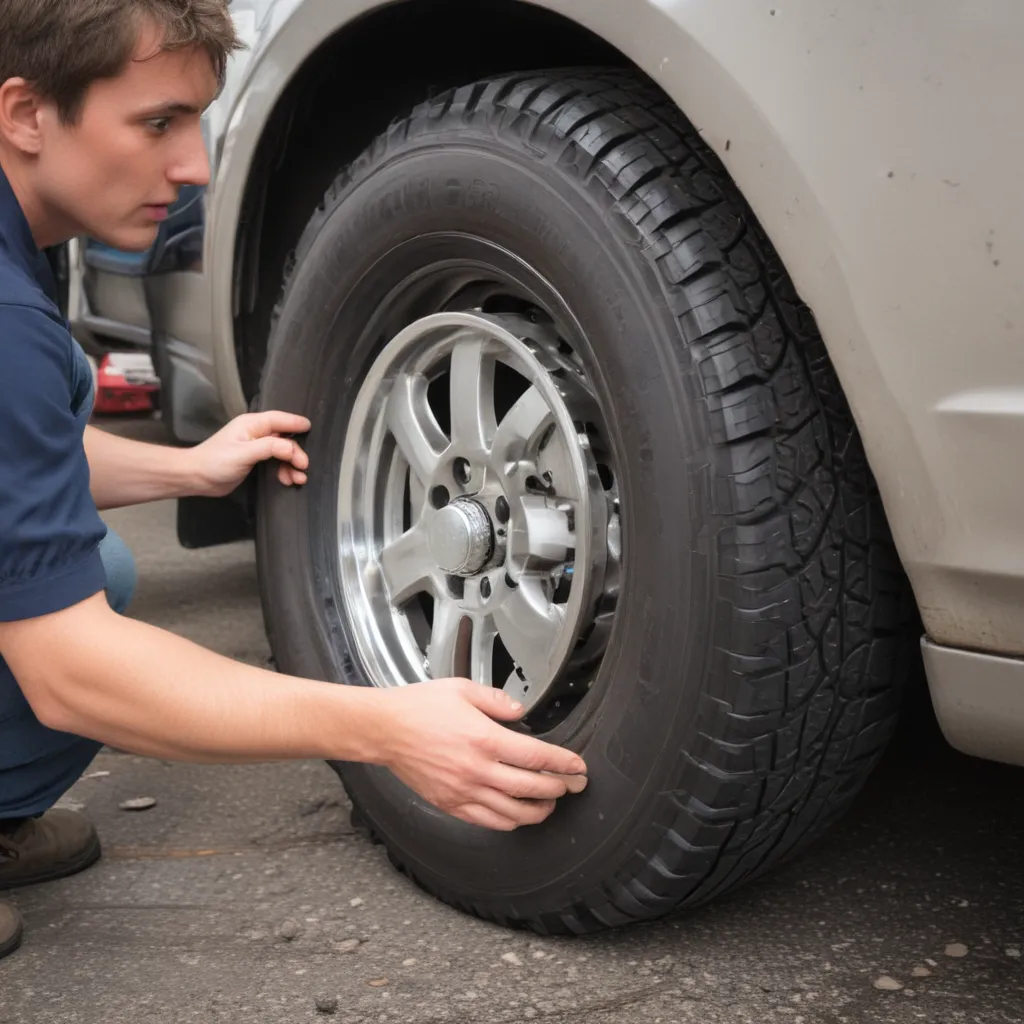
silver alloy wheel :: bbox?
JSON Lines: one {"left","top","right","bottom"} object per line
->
{"left": 337, "top": 311, "right": 619, "bottom": 713}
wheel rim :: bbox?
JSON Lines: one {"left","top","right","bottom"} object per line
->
{"left": 337, "top": 303, "right": 621, "bottom": 720}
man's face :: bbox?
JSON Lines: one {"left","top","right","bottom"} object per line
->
{"left": 34, "top": 25, "right": 218, "bottom": 252}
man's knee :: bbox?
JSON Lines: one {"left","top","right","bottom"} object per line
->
{"left": 99, "top": 528, "right": 136, "bottom": 614}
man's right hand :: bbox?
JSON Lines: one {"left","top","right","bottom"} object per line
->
{"left": 2, "top": 594, "right": 585, "bottom": 832}
{"left": 368, "top": 679, "right": 588, "bottom": 831}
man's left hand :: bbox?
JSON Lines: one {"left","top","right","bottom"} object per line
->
{"left": 188, "top": 411, "right": 311, "bottom": 498}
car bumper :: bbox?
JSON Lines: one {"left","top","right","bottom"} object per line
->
{"left": 923, "top": 638, "right": 1024, "bottom": 767}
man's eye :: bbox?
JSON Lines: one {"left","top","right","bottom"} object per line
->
{"left": 146, "top": 117, "right": 172, "bottom": 134}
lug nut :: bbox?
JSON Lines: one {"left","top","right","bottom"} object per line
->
{"left": 495, "top": 496, "right": 510, "bottom": 523}
{"left": 453, "top": 457, "right": 472, "bottom": 487}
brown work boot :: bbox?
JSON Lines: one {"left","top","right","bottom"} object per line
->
{"left": 0, "top": 810, "right": 101, "bottom": 889}
{"left": 0, "top": 902, "right": 23, "bottom": 959}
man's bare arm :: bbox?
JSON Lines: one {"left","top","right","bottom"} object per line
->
{"left": 84, "top": 425, "right": 196, "bottom": 510}
{"left": 0, "top": 595, "right": 587, "bottom": 830}
{"left": 84, "top": 411, "right": 310, "bottom": 511}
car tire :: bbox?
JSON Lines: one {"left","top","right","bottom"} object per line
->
{"left": 255, "top": 70, "right": 915, "bottom": 934}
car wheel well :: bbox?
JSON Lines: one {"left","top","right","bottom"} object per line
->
{"left": 233, "top": 0, "right": 630, "bottom": 399}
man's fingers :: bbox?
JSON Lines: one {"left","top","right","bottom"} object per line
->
{"left": 464, "top": 683, "right": 587, "bottom": 776}
{"left": 253, "top": 436, "right": 310, "bottom": 473}
{"left": 454, "top": 804, "right": 518, "bottom": 831}
{"left": 289, "top": 443, "right": 309, "bottom": 471}
{"left": 463, "top": 682, "right": 526, "bottom": 722}
{"left": 488, "top": 726, "right": 587, "bottom": 778}
{"left": 472, "top": 790, "right": 558, "bottom": 827}
{"left": 244, "top": 410, "right": 311, "bottom": 439}
{"left": 252, "top": 436, "right": 297, "bottom": 465}
{"left": 277, "top": 462, "right": 308, "bottom": 488}
{"left": 484, "top": 763, "right": 573, "bottom": 801}
{"left": 542, "top": 770, "right": 589, "bottom": 795}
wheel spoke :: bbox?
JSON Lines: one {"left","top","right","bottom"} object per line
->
{"left": 492, "top": 578, "right": 566, "bottom": 686}
{"left": 408, "top": 469, "right": 426, "bottom": 522}
{"left": 470, "top": 614, "right": 497, "bottom": 687}
{"left": 428, "top": 596, "right": 466, "bottom": 680}
{"left": 535, "top": 429, "right": 585, "bottom": 503}
{"left": 448, "top": 337, "right": 496, "bottom": 458}
{"left": 378, "top": 526, "right": 434, "bottom": 605}
{"left": 387, "top": 373, "right": 447, "bottom": 485}
{"left": 491, "top": 385, "right": 553, "bottom": 471}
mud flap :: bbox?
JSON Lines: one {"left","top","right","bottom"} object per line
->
{"left": 176, "top": 485, "right": 255, "bottom": 550}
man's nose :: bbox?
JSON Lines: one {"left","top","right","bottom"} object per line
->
{"left": 168, "top": 125, "right": 211, "bottom": 188}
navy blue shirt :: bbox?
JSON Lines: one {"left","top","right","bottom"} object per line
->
{"left": 0, "top": 164, "right": 108, "bottom": 817}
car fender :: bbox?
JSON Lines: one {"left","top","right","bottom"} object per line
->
{"left": 209, "top": 0, "right": 1024, "bottom": 656}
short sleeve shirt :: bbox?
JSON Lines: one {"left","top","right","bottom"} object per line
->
{"left": 0, "top": 164, "right": 108, "bottom": 816}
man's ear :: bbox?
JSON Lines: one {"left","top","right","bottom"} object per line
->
{"left": 0, "top": 78, "right": 47, "bottom": 155}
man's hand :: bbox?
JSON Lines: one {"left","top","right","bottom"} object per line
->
{"left": 188, "top": 411, "right": 311, "bottom": 498}
{"left": 371, "top": 679, "right": 588, "bottom": 831}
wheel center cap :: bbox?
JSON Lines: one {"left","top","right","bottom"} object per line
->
{"left": 428, "top": 498, "right": 494, "bottom": 577}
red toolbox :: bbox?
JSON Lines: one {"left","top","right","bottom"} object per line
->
{"left": 92, "top": 352, "right": 160, "bottom": 415}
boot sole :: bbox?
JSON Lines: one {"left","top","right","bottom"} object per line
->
{"left": 0, "top": 831, "right": 102, "bottom": 890}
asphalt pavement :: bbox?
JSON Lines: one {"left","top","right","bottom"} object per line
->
{"left": 1, "top": 415, "right": 1022, "bottom": 1024}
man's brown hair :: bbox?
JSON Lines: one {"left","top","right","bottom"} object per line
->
{"left": 0, "top": 0, "right": 242, "bottom": 123}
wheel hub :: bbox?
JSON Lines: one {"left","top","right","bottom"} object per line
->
{"left": 428, "top": 498, "right": 494, "bottom": 577}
